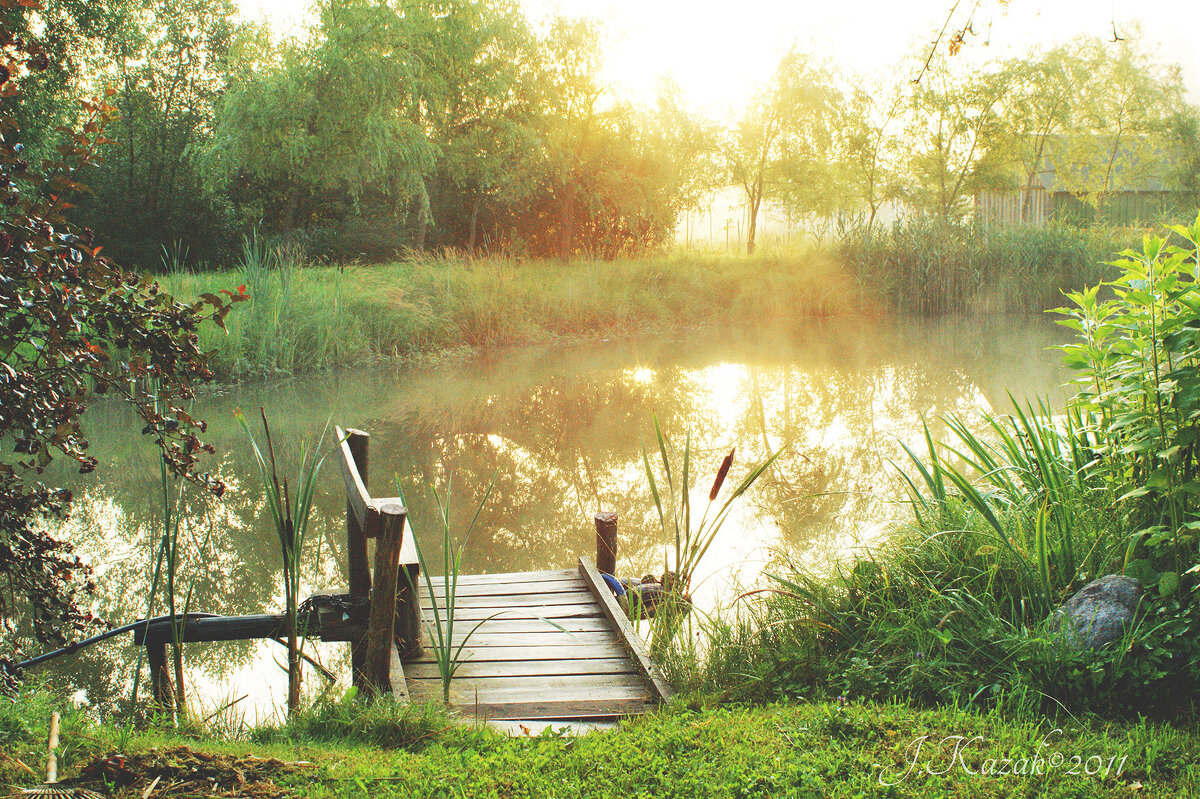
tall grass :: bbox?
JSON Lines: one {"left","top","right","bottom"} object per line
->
{"left": 160, "top": 247, "right": 863, "bottom": 379}
{"left": 839, "top": 220, "right": 1132, "bottom": 314}
{"left": 683, "top": 400, "right": 1132, "bottom": 713}
{"left": 237, "top": 409, "right": 334, "bottom": 716}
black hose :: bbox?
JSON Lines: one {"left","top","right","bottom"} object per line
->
{"left": 16, "top": 613, "right": 220, "bottom": 670}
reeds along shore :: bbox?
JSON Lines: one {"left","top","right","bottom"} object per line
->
{"left": 161, "top": 223, "right": 1136, "bottom": 380}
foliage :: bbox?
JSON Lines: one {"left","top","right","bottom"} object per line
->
{"left": 723, "top": 50, "right": 840, "bottom": 254}
{"left": 236, "top": 409, "right": 333, "bottom": 715}
{"left": 695, "top": 214, "right": 1200, "bottom": 719}
{"left": 203, "top": 0, "right": 435, "bottom": 238}
{"left": 1056, "top": 216, "right": 1200, "bottom": 610}
{"left": 839, "top": 218, "right": 1126, "bottom": 314}
{"left": 0, "top": 1, "right": 244, "bottom": 669}
{"left": 249, "top": 691, "right": 453, "bottom": 750}
{"left": 3, "top": 690, "right": 1200, "bottom": 798}
{"left": 402, "top": 474, "right": 498, "bottom": 703}
{"left": 70, "top": 0, "right": 246, "bottom": 271}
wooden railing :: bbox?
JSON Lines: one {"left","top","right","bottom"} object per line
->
{"left": 336, "top": 426, "right": 421, "bottom": 696}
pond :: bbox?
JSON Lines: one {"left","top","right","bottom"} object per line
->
{"left": 42, "top": 314, "right": 1073, "bottom": 721}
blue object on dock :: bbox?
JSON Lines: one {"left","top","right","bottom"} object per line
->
{"left": 601, "top": 572, "right": 627, "bottom": 597}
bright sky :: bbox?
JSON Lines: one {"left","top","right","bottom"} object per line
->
{"left": 238, "top": 0, "right": 1200, "bottom": 112}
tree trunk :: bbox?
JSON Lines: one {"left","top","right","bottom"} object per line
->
{"left": 746, "top": 196, "right": 761, "bottom": 255}
{"left": 281, "top": 183, "right": 300, "bottom": 235}
{"left": 415, "top": 215, "right": 427, "bottom": 252}
{"left": 467, "top": 194, "right": 482, "bottom": 254}
{"left": 559, "top": 189, "right": 575, "bottom": 261}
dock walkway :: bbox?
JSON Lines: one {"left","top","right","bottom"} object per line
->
{"left": 408, "top": 558, "right": 673, "bottom": 728}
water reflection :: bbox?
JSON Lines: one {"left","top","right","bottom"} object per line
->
{"left": 41, "top": 315, "right": 1070, "bottom": 716}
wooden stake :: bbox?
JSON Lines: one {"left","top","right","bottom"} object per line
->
{"left": 595, "top": 512, "right": 618, "bottom": 575}
{"left": 146, "top": 640, "right": 172, "bottom": 709}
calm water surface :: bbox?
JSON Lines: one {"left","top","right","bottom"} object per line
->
{"left": 45, "top": 315, "right": 1072, "bottom": 719}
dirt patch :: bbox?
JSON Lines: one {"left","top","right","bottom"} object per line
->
{"left": 66, "top": 746, "right": 315, "bottom": 798}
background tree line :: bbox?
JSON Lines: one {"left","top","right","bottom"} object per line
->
{"left": 21, "top": 0, "right": 1200, "bottom": 268}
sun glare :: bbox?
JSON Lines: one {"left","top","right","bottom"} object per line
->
{"left": 241, "top": 0, "right": 1200, "bottom": 109}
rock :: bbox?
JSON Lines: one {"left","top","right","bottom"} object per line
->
{"left": 1049, "top": 574, "right": 1142, "bottom": 651}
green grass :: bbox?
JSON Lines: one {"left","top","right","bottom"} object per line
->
{"left": 158, "top": 223, "right": 1145, "bottom": 379}
{"left": 162, "top": 248, "right": 861, "bottom": 380}
{"left": 674, "top": 399, "right": 1190, "bottom": 718}
{"left": 1, "top": 689, "right": 1197, "bottom": 797}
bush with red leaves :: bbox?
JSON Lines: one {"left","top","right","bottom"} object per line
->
{"left": 0, "top": 0, "right": 246, "bottom": 675}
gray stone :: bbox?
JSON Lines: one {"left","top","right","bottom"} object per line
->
{"left": 1049, "top": 575, "right": 1143, "bottom": 651}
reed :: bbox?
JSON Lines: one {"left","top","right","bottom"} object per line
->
{"left": 641, "top": 417, "right": 782, "bottom": 655}
{"left": 838, "top": 220, "right": 1130, "bottom": 314}
{"left": 236, "top": 409, "right": 334, "bottom": 716}
{"left": 399, "top": 476, "right": 502, "bottom": 703}
{"left": 160, "top": 246, "right": 862, "bottom": 379}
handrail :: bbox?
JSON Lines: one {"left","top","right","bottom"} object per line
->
{"left": 335, "top": 424, "right": 420, "bottom": 697}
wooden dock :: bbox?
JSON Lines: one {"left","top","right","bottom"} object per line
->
{"left": 133, "top": 425, "right": 673, "bottom": 732}
{"left": 407, "top": 558, "right": 673, "bottom": 728}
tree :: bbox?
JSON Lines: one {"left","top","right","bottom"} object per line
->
{"left": 203, "top": 0, "right": 434, "bottom": 237}
{"left": 834, "top": 77, "right": 905, "bottom": 231}
{"left": 0, "top": 1, "right": 244, "bottom": 671}
{"left": 1054, "top": 34, "right": 1187, "bottom": 215}
{"left": 72, "top": 0, "right": 244, "bottom": 269}
{"left": 986, "top": 44, "right": 1091, "bottom": 222}
{"left": 398, "top": 0, "right": 541, "bottom": 253}
{"left": 905, "top": 56, "right": 1012, "bottom": 220}
{"left": 723, "top": 50, "right": 839, "bottom": 254}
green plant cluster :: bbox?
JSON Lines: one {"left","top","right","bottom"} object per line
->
{"left": 689, "top": 214, "right": 1200, "bottom": 718}
{"left": 2, "top": 689, "right": 1198, "bottom": 798}
{"left": 839, "top": 220, "right": 1127, "bottom": 314}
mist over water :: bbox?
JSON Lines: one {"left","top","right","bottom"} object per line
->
{"left": 42, "top": 315, "right": 1072, "bottom": 718}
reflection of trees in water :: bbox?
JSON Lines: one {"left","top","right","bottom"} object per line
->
{"left": 34, "top": 317, "right": 1068, "bottom": 707}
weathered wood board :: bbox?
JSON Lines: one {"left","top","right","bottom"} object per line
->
{"left": 408, "top": 563, "right": 672, "bottom": 725}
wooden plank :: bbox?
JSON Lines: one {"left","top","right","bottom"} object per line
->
{"left": 343, "top": 427, "right": 371, "bottom": 692}
{"left": 336, "top": 425, "right": 370, "bottom": 531}
{"left": 419, "top": 591, "right": 596, "bottom": 608}
{"left": 404, "top": 658, "right": 639, "bottom": 680}
{"left": 487, "top": 720, "right": 617, "bottom": 736}
{"left": 427, "top": 604, "right": 602, "bottom": 621}
{"left": 425, "top": 631, "right": 619, "bottom": 648}
{"left": 428, "top": 697, "right": 653, "bottom": 720}
{"left": 425, "top": 569, "right": 579, "bottom": 586}
{"left": 406, "top": 673, "right": 650, "bottom": 694}
{"left": 364, "top": 504, "right": 406, "bottom": 695}
{"left": 420, "top": 579, "right": 587, "bottom": 597}
{"left": 406, "top": 643, "right": 627, "bottom": 662}
{"left": 578, "top": 556, "right": 675, "bottom": 704}
{"left": 417, "top": 617, "right": 611, "bottom": 635}
{"left": 410, "top": 681, "right": 650, "bottom": 706}
{"left": 390, "top": 641, "right": 408, "bottom": 703}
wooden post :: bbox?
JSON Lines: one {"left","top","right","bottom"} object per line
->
{"left": 595, "top": 511, "right": 618, "bottom": 575}
{"left": 345, "top": 429, "right": 372, "bottom": 692}
{"left": 363, "top": 503, "right": 406, "bottom": 696}
{"left": 395, "top": 558, "right": 422, "bottom": 661}
{"left": 146, "top": 639, "right": 172, "bottom": 709}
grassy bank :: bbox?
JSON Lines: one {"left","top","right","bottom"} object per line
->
{"left": 159, "top": 221, "right": 1137, "bottom": 380}
{"left": 162, "top": 245, "right": 861, "bottom": 379}
{"left": 1, "top": 691, "right": 1196, "bottom": 797}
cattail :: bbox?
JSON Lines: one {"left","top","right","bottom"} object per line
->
{"left": 709, "top": 448, "right": 735, "bottom": 501}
